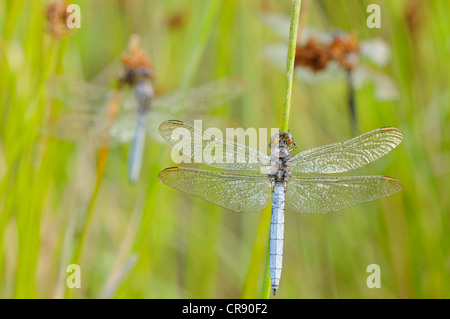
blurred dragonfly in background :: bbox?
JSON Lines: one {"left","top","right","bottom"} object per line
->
{"left": 48, "top": 35, "right": 245, "bottom": 183}
{"left": 262, "top": 13, "right": 400, "bottom": 134}
{"left": 157, "top": 120, "right": 403, "bottom": 295}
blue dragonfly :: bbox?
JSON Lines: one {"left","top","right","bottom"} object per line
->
{"left": 48, "top": 71, "right": 245, "bottom": 184}
{"left": 157, "top": 120, "right": 403, "bottom": 295}
{"left": 48, "top": 34, "right": 245, "bottom": 183}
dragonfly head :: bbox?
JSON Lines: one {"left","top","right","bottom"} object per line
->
{"left": 120, "top": 35, "right": 154, "bottom": 86}
{"left": 133, "top": 67, "right": 154, "bottom": 81}
{"left": 269, "top": 132, "right": 297, "bottom": 152}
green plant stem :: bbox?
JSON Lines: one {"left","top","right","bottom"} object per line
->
{"left": 262, "top": 0, "right": 302, "bottom": 299}
{"left": 261, "top": 235, "right": 272, "bottom": 298}
{"left": 280, "top": 0, "right": 302, "bottom": 132}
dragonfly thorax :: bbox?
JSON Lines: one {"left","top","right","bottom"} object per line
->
{"left": 121, "top": 66, "right": 154, "bottom": 87}
{"left": 134, "top": 78, "right": 154, "bottom": 113}
{"left": 269, "top": 131, "right": 295, "bottom": 183}
{"left": 119, "top": 65, "right": 155, "bottom": 114}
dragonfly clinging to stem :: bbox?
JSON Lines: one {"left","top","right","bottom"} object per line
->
{"left": 158, "top": 120, "right": 403, "bottom": 295}
{"left": 47, "top": 35, "right": 246, "bottom": 183}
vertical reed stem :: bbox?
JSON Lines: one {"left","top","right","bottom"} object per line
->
{"left": 280, "top": 0, "right": 302, "bottom": 132}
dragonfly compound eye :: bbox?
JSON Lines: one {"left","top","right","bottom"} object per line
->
{"left": 276, "top": 132, "right": 295, "bottom": 149}
{"left": 270, "top": 133, "right": 281, "bottom": 148}
{"left": 284, "top": 132, "right": 294, "bottom": 147}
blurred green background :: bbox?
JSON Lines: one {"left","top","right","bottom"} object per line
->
{"left": 1, "top": 0, "right": 449, "bottom": 298}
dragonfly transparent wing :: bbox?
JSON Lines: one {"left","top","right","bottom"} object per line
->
{"left": 45, "top": 112, "right": 108, "bottom": 142}
{"left": 46, "top": 104, "right": 136, "bottom": 146}
{"left": 158, "top": 167, "right": 272, "bottom": 212}
{"left": 286, "top": 174, "right": 401, "bottom": 214}
{"left": 365, "top": 67, "right": 400, "bottom": 101}
{"left": 109, "top": 111, "right": 141, "bottom": 144}
{"left": 141, "top": 110, "right": 240, "bottom": 143}
{"left": 47, "top": 77, "right": 137, "bottom": 111}
{"left": 109, "top": 109, "right": 229, "bottom": 146}
{"left": 290, "top": 127, "right": 403, "bottom": 173}
{"left": 50, "top": 107, "right": 163, "bottom": 145}
{"left": 47, "top": 77, "right": 144, "bottom": 144}
{"left": 262, "top": 14, "right": 333, "bottom": 44}
{"left": 152, "top": 76, "right": 246, "bottom": 115}
{"left": 109, "top": 109, "right": 231, "bottom": 146}
{"left": 48, "top": 76, "right": 113, "bottom": 110}
{"left": 48, "top": 77, "right": 136, "bottom": 112}
{"left": 261, "top": 12, "right": 291, "bottom": 40}
{"left": 48, "top": 76, "right": 246, "bottom": 148}
{"left": 158, "top": 120, "right": 271, "bottom": 171}
{"left": 360, "top": 38, "right": 391, "bottom": 68}
{"left": 262, "top": 43, "right": 288, "bottom": 70}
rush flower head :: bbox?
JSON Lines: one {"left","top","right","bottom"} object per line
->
{"left": 120, "top": 35, "right": 154, "bottom": 87}
{"left": 45, "top": 1, "right": 73, "bottom": 38}
{"left": 294, "top": 32, "right": 361, "bottom": 72}
{"left": 326, "top": 32, "right": 361, "bottom": 71}
{"left": 294, "top": 37, "right": 332, "bottom": 72}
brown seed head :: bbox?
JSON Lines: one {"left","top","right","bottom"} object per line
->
{"left": 294, "top": 32, "right": 361, "bottom": 72}
{"left": 120, "top": 35, "right": 154, "bottom": 86}
{"left": 326, "top": 33, "right": 361, "bottom": 71}
{"left": 295, "top": 37, "right": 332, "bottom": 72}
{"left": 45, "top": 1, "right": 72, "bottom": 38}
